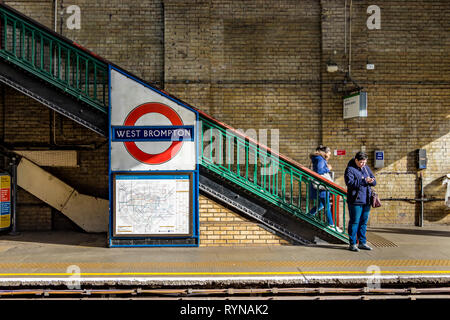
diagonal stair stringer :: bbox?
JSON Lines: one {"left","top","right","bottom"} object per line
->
{"left": 16, "top": 157, "right": 108, "bottom": 233}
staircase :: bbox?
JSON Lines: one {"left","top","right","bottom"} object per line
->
{"left": 0, "top": 4, "right": 108, "bottom": 135}
{"left": 17, "top": 157, "right": 108, "bottom": 233}
{"left": 0, "top": 3, "right": 349, "bottom": 244}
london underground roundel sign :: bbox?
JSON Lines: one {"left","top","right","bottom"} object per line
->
{"left": 123, "top": 103, "right": 183, "bottom": 165}
{"left": 110, "top": 68, "right": 197, "bottom": 172}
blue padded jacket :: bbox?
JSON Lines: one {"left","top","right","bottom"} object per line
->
{"left": 344, "top": 158, "right": 376, "bottom": 205}
{"left": 310, "top": 155, "right": 330, "bottom": 199}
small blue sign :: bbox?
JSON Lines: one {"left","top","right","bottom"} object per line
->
{"left": 112, "top": 125, "right": 194, "bottom": 142}
{"left": 1, "top": 202, "right": 10, "bottom": 215}
{"left": 375, "top": 151, "right": 384, "bottom": 160}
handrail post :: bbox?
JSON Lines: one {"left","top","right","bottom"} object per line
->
{"left": 305, "top": 180, "right": 309, "bottom": 213}
{"left": 298, "top": 175, "right": 302, "bottom": 210}
{"left": 337, "top": 194, "right": 340, "bottom": 227}
{"left": 289, "top": 169, "right": 293, "bottom": 205}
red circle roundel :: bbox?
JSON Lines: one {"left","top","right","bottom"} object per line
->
{"left": 123, "top": 102, "right": 183, "bottom": 165}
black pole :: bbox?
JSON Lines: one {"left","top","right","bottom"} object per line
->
{"left": 419, "top": 172, "right": 424, "bottom": 228}
{"left": 8, "top": 156, "right": 19, "bottom": 235}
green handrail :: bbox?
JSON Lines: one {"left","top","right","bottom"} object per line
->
{"left": 199, "top": 116, "right": 349, "bottom": 242}
{"left": 0, "top": 5, "right": 108, "bottom": 113}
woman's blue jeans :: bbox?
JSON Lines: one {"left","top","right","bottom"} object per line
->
{"left": 347, "top": 203, "right": 371, "bottom": 245}
{"left": 310, "top": 193, "right": 334, "bottom": 226}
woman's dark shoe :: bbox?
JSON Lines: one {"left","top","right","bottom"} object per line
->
{"left": 358, "top": 243, "right": 373, "bottom": 250}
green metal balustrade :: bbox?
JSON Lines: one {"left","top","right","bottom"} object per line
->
{"left": 0, "top": 5, "right": 108, "bottom": 114}
{"left": 199, "top": 116, "right": 349, "bottom": 242}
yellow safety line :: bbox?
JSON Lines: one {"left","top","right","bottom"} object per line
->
{"left": 0, "top": 270, "right": 449, "bottom": 276}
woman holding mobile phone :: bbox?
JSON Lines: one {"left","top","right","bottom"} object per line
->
{"left": 344, "top": 151, "right": 376, "bottom": 252}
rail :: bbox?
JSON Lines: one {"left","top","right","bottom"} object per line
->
{"left": 0, "top": 286, "right": 449, "bottom": 299}
{"left": 199, "top": 113, "right": 348, "bottom": 241}
{"left": 0, "top": 3, "right": 108, "bottom": 113}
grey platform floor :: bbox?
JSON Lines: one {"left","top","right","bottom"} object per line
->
{"left": 0, "top": 225, "right": 449, "bottom": 287}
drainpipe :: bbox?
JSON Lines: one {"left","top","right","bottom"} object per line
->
{"left": 54, "top": 0, "right": 58, "bottom": 32}
{"left": 319, "top": 0, "right": 324, "bottom": 145}
{"left": 161, "top": 0, "right": 165, "bottom": 89}
{"left": 348, "top": 0, "right": 352, "bottom": 76}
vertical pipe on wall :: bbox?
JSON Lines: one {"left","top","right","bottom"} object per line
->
{"left": 344, "top": 0, "right": 347, "bottom": 55}
{"left": 348, "top": 0, "right": 352, "bottom": 75}
{"left": 51, "top": 0, "right": 59, "bottom": 147}
{"left": 52, "top": 0, "right": 58, "bottom": 146}
{"left": 318, "top": 0, "right": 324, "bottom": 145}
{"left": 54, "top": 0, "right": 57, "bottom": 33}
{"left": 160, "top": 0, "right": 165, "bottom": 89}
{"left": 59, "top": 0, "right": 64, "bottom": 35}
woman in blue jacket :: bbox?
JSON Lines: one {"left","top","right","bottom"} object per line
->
{"left": 344, "top": 151, "right": 376, "bottom": 252}
{"left": 309, "top": 146, "right": 340, "bottom": 231}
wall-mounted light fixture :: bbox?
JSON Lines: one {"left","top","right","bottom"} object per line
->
{"left": 326, "top": 60, "right": 338, "bottom": 73}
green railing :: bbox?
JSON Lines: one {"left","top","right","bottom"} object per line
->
{"left": 199, "top": 115, "right": 349, "bottom": 242}
{"left": 0, "top": 4, "right": 108, "bottom": 113}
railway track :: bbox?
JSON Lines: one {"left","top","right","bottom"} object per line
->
{"left": 0, "top": 286, "right": 449, "bottom": 300}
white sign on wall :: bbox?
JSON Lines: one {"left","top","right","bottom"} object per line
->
{"left": 343, "top": 92, "right": 368, "bottom": 119}
{"left": 110, "top": 69, "right": 197, "bottom": 171}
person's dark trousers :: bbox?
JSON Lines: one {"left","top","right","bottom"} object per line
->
{"left": 347, "top": 203, "right": 371, "bottom": 245}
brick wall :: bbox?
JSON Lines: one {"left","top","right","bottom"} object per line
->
{"left": 1, "top": 0, "right": 449, "bottom": 235}
{"left": 16, "top": 190, "right": 52, "bottom": 231}
{"left": 320, "top": 0, "right": 450, "bottom": 225}
{"left": 164, "top": 0, "right": 322, "bottom": 161}
{"left": 199, "top": 195, "right": 289, "bottom": 246}
{"left": 63, "top": 0, "right": 164, "bottom": 86}
{"left": 0, "top": 84, "right": 108, "bottom": 230}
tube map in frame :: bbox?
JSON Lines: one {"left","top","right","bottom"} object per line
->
{"left": 113, "top": 174, "right": 192, "bottom": 237}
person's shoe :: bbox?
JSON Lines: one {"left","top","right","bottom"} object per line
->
{"left": 358, "top": 243, "right": 373, "bottom": 250}
{"left": 327, "top": 225, "right": 343, "bottom": 233}
{"left": 348, "top": 244, "right": 360, "bottom": 252}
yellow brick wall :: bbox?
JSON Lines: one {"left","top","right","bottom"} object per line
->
{"left": 320, "top": 0, "right": 450, "bottom": 226}
{"left": 199, "top": 196, "right": 289, "bottom": 246}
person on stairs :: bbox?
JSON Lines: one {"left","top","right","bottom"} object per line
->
{"left": 309, "top": 145, "right": 342, "bottom": 232}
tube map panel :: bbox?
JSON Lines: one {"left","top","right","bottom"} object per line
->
{"left": 114, "top": 174, "right": 191, "bottom": 237}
